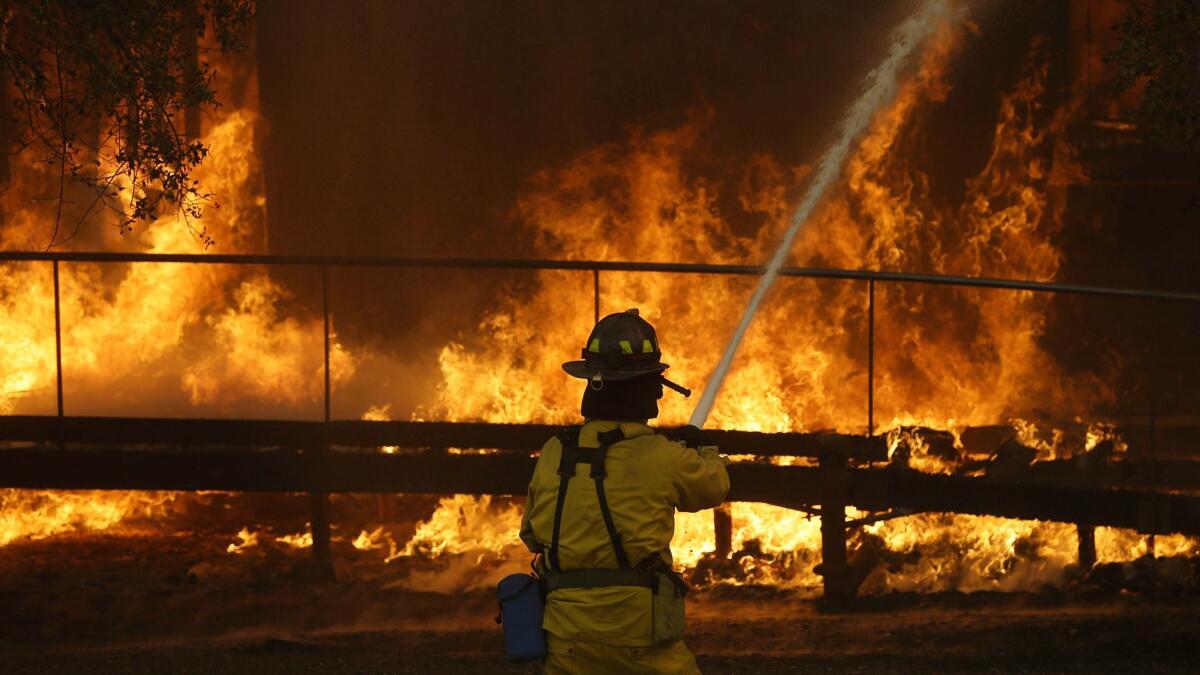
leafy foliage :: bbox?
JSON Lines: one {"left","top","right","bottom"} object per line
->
{"left": 1, "top": 0, "right": 252, "bottom": 246}
{"left": 1109, "top": 0, "right": 1200, "bottom": 150}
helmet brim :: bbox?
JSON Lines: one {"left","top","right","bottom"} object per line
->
{"left": 562, "top": 360, "right": 669, "bottom": 381}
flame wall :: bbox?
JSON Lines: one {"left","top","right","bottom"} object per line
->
{"left": 425, "top": 27, "right": 1102, "bottom": 432}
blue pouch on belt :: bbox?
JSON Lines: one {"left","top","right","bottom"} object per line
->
{"left": 495, "top": 573, "right": 546, "bottom": 662}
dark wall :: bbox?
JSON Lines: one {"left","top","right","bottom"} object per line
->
{"left": 255, "top": 0, "right": 928, "bottom": 259}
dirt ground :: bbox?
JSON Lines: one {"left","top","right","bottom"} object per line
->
{"left": 2, "top": 592, "right": 1198, "bottom": 673}
{"left": 0, "top": 511, "right": 1197, "bottom": 674}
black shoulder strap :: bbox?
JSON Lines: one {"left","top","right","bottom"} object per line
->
{"left": 547, "top": 426, "right": 631, "bottom": 572}
{"left": 590, "top": 427, "right": 631, "bottom": 568}
{"left": 548, "top": 426, "right": 580, "bottom": 572}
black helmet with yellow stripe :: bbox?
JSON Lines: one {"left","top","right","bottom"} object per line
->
{"left": 562, "top": 308, "right": 669, "bottom": 385}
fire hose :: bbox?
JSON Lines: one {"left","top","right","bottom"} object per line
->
{"left": 686, "top": 0, "right": 950, "bottom": 430}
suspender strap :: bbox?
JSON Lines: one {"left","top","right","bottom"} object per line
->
{"left": 548, "top": 426, "right": 580, "bottom": 573}
{"left": 547, "top": 426, "right": 629, "bottom": 572}
{"left": 543, "top": 426, "right": 689, "bottom": 597}
{"left": 590, "top": 427, "right": 631, "bottom": 568}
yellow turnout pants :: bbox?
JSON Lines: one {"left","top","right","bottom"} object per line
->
{"left": 541, "top": 633, "right": 701, "bottom": 674}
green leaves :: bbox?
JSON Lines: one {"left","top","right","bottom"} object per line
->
{"left": 0, "top": 0, "right": 252, "bottom": 246}
{"left": 1108, "top": 0, "right": 1200, "bottom": 150}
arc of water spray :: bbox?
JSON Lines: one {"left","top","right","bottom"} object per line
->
{"left": 688, "top": 0, "right": 950, "bottom": 429}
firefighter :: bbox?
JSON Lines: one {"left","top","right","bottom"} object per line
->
{"left": 519, "top": 308, "right": 730, "bottom": 674}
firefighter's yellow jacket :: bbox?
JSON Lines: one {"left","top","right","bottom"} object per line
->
{"left": 519, "top": 419, "right": 730, "bottom": 648}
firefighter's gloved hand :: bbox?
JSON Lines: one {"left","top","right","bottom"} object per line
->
{"left": 666, "top": 424, "right": 706, "bottom": 449}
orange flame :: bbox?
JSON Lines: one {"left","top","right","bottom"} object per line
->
{"left": 396, "top": 29, "right": 1188, "bottom": 593}
{"left": 0, "top": 109, "right": 356, "bottom": 539}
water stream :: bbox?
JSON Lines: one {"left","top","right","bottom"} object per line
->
{"left": 688, "top": 0, "right": 950, "bottom": 428}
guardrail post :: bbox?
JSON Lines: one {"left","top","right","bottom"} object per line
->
{"left": 53, "top": 260, "right": 64, "bottom": 420}
{"left": 52, "top": 259, "right": 66, "bottom": 449}
{"left": 1148, "top": 307, "right": 1160, "bottom": 560}
{"left": 323, "top": 265, "right": 331, "bottom": 423}
{"left": 593, "top": 268, "right": 600, "bottom": 324}
{"left": 868, "top": 278, "right": 874, "bottom": 437}
{"left": 816, "top": 450, "right": 853, "bottom": 608}
{"left": 307, "top": 266, "right": 334, "bottom": 579}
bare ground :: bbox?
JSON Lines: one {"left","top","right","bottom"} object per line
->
{"left": 2, "top": 596, "right": 1198, "bottom": 674}
{"left": 1, "top": 527, "right": 1198, "bottom": 673}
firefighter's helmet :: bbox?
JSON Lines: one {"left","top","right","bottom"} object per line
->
{"left": 562, "top": 308, "right": 669, "bottom": 385}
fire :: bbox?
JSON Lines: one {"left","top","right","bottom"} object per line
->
{"left": 396, "top": 495, "right": 524, "bottom": 560}
{"left": 226, "top": 527, "right": 259, "bottom": 554}
{"left": 0, "top": 16, "right": 1191, "bottom": 599}
{"left": 363, "top": 405, "right": 398, "bottom": 453}
{"left": 0, "top": 489, "right": 179, "bottom": 546}
{"left": 0, "top": 111, "right": 354, "bottom": 537}
{"left": 399, "top": 26, "right": 1188, "bottom": 593}
{"left": 1097, "top": 529, "right": 1200, "bottom": 562}
{"left": 277, "top": 530, "right": 314, "bottom": 549}
{"left": 862, "top": 515, "right": 1078, "bottom": 593}
{"left": 222, "top": 525, "right": 398, "bottom": 555}
{"left": 182, "top": 272, "right": 357, "bottom": 409}
{"left": 353, "top": 526, "right": 390, "bottom": 551}
{"left": 0, "top": 110, "right": 357, "bottom": 416}
{"left": 425, "top": 29, "right": 1088, "bottom": 433}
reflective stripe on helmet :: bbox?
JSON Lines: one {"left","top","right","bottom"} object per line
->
{"left": 568, "top": 308, "right": 669, "bottom": 378}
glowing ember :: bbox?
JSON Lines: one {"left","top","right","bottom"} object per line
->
{"left": 277, "top": 530, "right": 314, "bottom": 549}
{"left": 226, "top": 527, "right": 259, "bottom": 554}
{"left": 352, "top": 526, "right": 391, "bottom": 551}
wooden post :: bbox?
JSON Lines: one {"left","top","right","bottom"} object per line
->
{"left": 713, "top": 503, "right": 732, "bottom": 559}
{"left": 308, "top": 464, "right": 334, "bottom": 580}
{"left": 1077, "top": 523, "right": 1096, "bottom": 570}
{"left": 817, "top": 451, "right": 853, "bottom": 607}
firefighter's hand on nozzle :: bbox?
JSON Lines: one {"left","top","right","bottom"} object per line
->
{"left": 668, "top": 424, "right": 705, "bottom": 449}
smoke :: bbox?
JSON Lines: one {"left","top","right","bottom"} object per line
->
{"left": 690, "top": 0, "right": 952, "bottom": 427}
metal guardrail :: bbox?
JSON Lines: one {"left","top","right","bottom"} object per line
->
{"left": 5, "top": 252, "right": 1198, "bottom": 437}
{"left": 5, "top": 251, "right": 1200, "bottom": 300}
